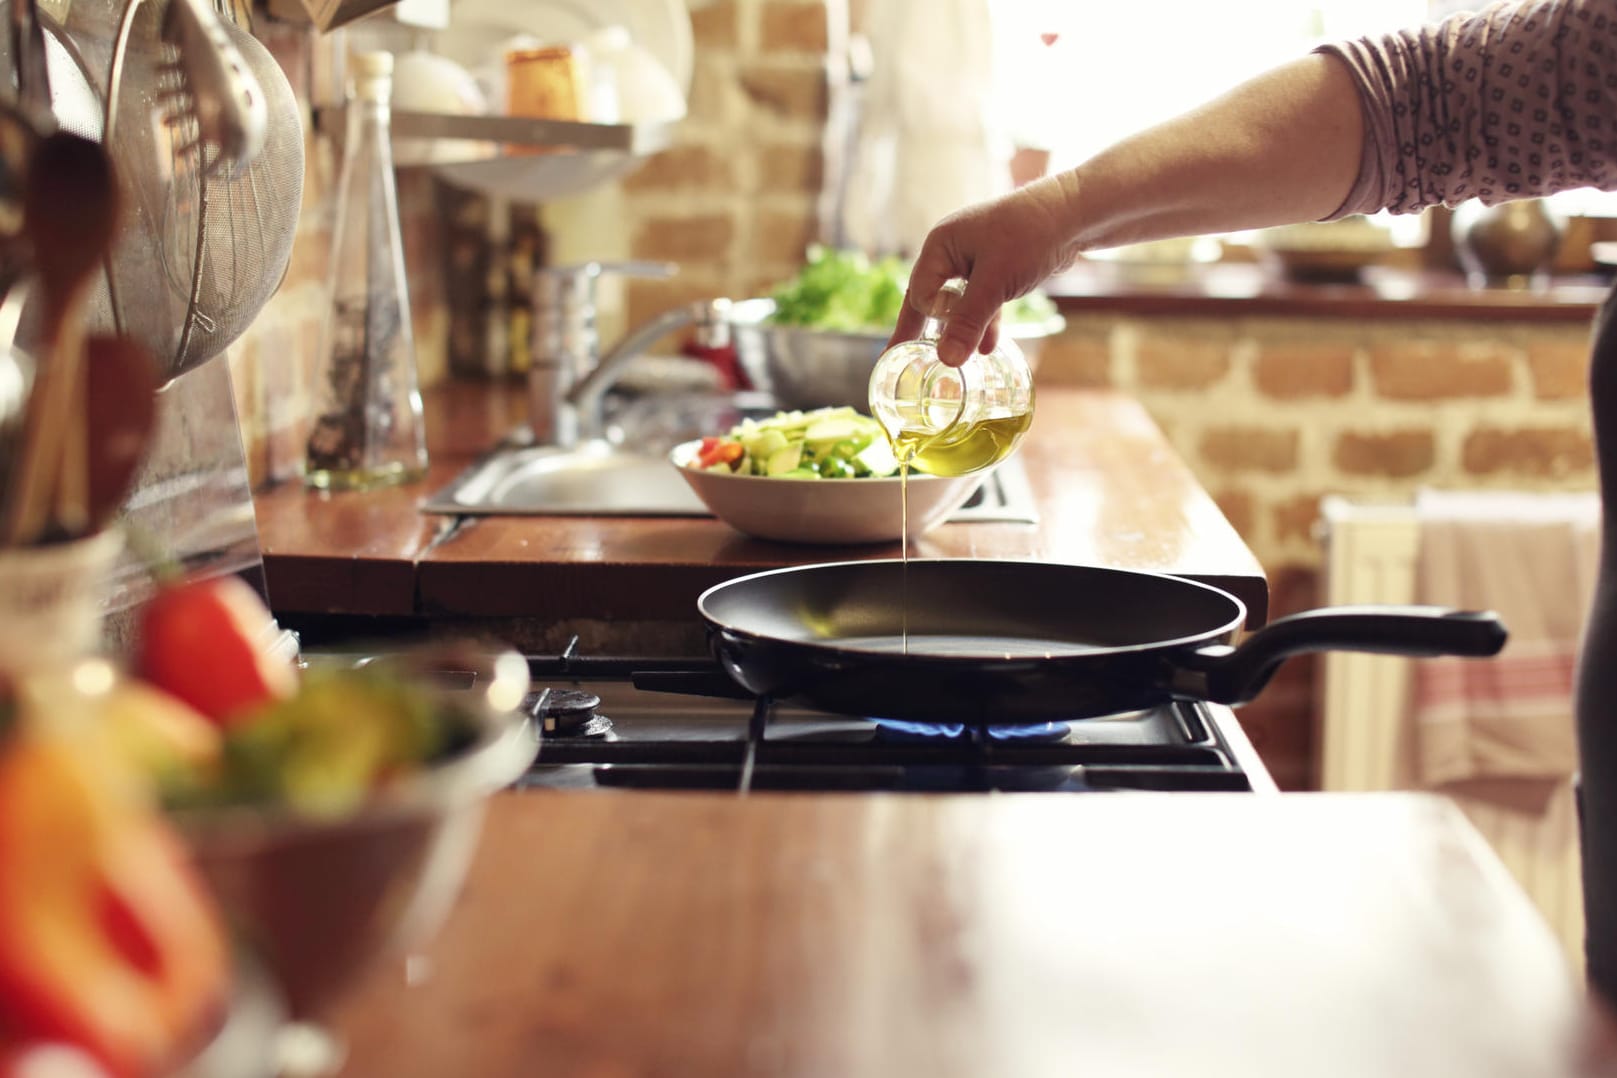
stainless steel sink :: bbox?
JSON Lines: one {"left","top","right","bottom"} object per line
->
{"left": 422, "top": 436, "right": 1041, "bottom": 523}
{"left": 425, "top": 389, "right": 1039, "bottom": 520}
{"left": 423, "top": 440, "right": 707, "bottom": 516}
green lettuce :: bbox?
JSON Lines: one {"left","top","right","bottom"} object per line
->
{"left": 767, "top": 245, "right": 1058, "bottom": 332}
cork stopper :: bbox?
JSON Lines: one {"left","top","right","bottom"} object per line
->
{"left": 351, "top": 51, "right": 394, "bottom": 104}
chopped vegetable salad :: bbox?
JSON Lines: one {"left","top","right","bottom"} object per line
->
{"left": 692, "top": 407, "right": 900, "bottom": 479}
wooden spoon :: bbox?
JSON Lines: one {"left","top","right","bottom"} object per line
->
{"left": 82, "top": 334, "right": 158, "bottom": 531}
{"left": 0, "top": 132, "right": 121, "bottom": 545}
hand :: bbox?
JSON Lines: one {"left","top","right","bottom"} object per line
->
{"left": 888, "top": 172, "right": 1081, "bottom": 367}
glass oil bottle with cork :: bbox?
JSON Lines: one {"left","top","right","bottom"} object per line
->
{"left": 304, "top": 50, "right": 428, "bottom": 491}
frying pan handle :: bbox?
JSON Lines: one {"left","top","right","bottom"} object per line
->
{"left": 1178, "top": 605, "right": 1508, "bottom": 707}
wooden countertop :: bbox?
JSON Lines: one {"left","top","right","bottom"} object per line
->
{"left": 255, "top": 382, "right": 1269, "bottom": 632}
{"left": 326, "top": 790, "right": 1595, "bottom": 1077}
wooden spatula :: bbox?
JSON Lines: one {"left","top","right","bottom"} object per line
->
{"left": 82, "top": 334, "right": 159, "bottom": 532}
{"left": 0, "top": 131, "right": 120, "bottom": 545}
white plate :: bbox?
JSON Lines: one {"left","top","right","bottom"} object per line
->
{"left": 438, "top": 0, "right": 693, "bottom": 94}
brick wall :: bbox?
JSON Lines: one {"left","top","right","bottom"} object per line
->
{"left": 1036, "top": 310, "right": 1599, "bottom": 788}
{"left": 617, "top": 0, "right": 839, "bottom": 331}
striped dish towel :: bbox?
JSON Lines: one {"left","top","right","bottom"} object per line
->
{"left": 1410, "top": 488, "right": 1600, "bottom": 787}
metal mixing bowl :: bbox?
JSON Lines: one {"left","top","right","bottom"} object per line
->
{"left": 729, "top": 297, "right": 1066, "bottom": 411}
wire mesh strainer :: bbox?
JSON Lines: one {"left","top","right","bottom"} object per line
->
{"left": 104, "top": 0, "right": 303, "bottom": 380}
{"left": 0, "top": 0, "right": 303, "bottom": 381}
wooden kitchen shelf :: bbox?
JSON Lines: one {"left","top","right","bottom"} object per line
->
{"left": 399, "top": 110, "right": 675, "bottom": 155}
{"left": 316, "top": 106, "right": 676, "bottom": 154}
{"left": 315, "top": 106, "right": 676, "bottom": 200}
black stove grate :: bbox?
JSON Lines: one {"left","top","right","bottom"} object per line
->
{"left": 512, "top": 646, "right": 1255, "bottom": 794}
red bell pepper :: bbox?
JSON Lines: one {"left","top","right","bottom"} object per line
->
{"left": 0, "top": 734, "right": 230, "bottom": 1077}
{"left": 695, "top": 437, "right": 744, "bottom": 470}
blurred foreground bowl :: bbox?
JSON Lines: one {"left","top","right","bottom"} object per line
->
{"left": 671, "top": 440, "right": 985, "bottom": 545}
{"left": 174, "top": 646, "right": 537, "bottom": 1019}
{"left": 730, "top": 298, "right": 1065, "bottom": 411}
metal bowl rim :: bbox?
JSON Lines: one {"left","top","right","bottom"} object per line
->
{"left": 728, "top": 297, "right": 1066, "bottom": 341}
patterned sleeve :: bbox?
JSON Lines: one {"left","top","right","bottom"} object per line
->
{"left": 1316, "top": 0, "right": 1617, "bottom": 218}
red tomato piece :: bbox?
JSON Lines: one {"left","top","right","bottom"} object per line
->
{"left": 134, "top": 575, "right": 297, "bottom": 727}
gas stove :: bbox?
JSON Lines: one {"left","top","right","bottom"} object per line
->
{"left": 505, "top": 644, "right": 1276, "bottom": 794}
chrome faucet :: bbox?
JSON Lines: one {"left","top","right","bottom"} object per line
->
{"left": 565, "top": 297, "right": 733, "bottom": 444}
{"left": 527, "top": 260, "right": 732, "bottom": 449}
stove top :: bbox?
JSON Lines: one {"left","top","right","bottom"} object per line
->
{"left": 506, "top": 651, "right": 1266, "bottom": 794}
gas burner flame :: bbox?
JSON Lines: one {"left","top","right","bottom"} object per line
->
{"left": 871, "top": 719, "right": 1072, "bottom": 744}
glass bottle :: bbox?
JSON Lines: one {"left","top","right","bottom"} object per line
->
{"left": 868, "top": 278, "right": 1035, "bottom": 476}
{"left": 304, "top": 51, "right": 428, "bottom": 491}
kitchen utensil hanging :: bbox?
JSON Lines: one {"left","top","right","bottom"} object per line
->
{"left": 0, "top": 3, "right": 105, "bottom": 315}
{"left": 102, "top": 0, "right": 302, "bottom": 382}
{"left": 0, "top": 0, "right": 301, "bottom": 382}
{"left": 1, "top": 131, "right": 122, "bottom": 545}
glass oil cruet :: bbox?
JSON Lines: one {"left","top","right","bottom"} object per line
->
{"left": 304, "top": 51, "right": 428, "bottom": 491}
{"left": 867, "top": 278, "right": 1035, "bottom": 477}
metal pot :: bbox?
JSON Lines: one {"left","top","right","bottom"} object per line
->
{"left": 175, "top": 645, "right": 538, "bottom": 1018}
{"left": 1451, "top": 198, "right": 1565, "bottom": 286}
{"left": 729, "top": 297, "right": 1066, "bottom": 411}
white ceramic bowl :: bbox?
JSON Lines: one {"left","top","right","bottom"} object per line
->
{"left": 670, "top": 440, "right": 985, "bottom": 545}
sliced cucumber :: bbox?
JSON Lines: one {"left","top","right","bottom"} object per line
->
{"left": 742, "top": 427, "right": 789, "bottom": 461}
{"left": 765, "top": 443, "right": 803, "bottom": 476}
{"left": 853, "top": 438, "right": 899, "bottom": 477}
{"left": 803, "top": 416, "right": 863, "bottom": 452}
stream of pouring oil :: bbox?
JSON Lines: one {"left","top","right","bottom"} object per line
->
{"left": 888, "top": 410, "right": 1034, "bottom": 655}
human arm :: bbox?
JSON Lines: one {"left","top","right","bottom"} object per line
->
{"left": 895, "top": 52, "right": 1366, "bottom": 366}
{"left": 898, "top": 0, "right": 1617, "bottom": 367}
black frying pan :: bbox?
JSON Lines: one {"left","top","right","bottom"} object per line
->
{"left": 698, "top": 560, "right": 1507, "bottom": 724}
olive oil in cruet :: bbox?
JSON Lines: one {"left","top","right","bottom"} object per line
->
{"left": 869, "top": 278, "right": 1036, "bottom": 653}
